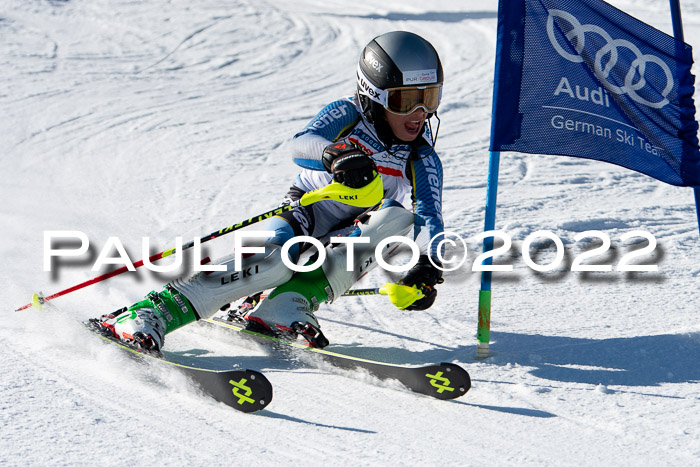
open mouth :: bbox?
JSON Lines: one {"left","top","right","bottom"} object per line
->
{"left": 405, "top": 120, "right": 422, "bottom": 135}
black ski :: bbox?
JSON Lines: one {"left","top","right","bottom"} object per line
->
{"left": 202, "top": 316, "right": 471, "bottom": 400}
{"left": 85, "top": 321, "right": 273, "bottom": 413}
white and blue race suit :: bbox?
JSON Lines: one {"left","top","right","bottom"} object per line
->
{"left": 170, "top": 96, "right": 445, "bottom": 319}
{"left": 269, "top": 95, "right": 445, "bottom": 263}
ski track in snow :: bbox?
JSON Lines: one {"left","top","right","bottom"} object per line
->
{"left": 2, "top": 0, "right": 700, "bottom": 464}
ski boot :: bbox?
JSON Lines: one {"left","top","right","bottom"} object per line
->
{"left": 91, "top": 285, "right": 198, "bottom": 352}
{"left": 240, "top": 266, "right": 331, "bottom": 348}
{"left": 242, "top": 291, "right": 330, "bottom": 349}
{"left": 90, "top": 305, "right": 166, "bottom": 353}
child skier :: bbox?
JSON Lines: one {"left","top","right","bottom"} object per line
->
{"left": 95, "top": 30, "right": 446, "bottom": 350}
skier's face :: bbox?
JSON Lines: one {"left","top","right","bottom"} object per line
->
{"left": 384, "top": 108, "right": 427, "bottom": 142}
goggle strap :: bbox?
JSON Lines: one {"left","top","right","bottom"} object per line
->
{"left": 356, "top": 65, "right": 387, "bottom": 107}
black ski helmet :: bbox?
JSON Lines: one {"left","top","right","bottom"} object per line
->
{"left": 356, "top": 31, "right": 444, "bottom": 130}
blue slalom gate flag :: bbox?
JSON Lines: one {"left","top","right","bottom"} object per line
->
{"left": 490, "top": 0, "right": 700, "bottom": 187}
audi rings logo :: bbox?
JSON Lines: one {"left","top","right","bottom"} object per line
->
{"left": 546, "top": 9, "right": 673, "bottom": 109}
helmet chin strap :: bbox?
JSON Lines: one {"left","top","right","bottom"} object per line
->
{"left": 426, "top": 111, "right": 441, "bottom": 152}
{"left": 401, "top": 111, "right": 440, "bottom": 160}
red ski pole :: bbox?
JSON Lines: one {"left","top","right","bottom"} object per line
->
{"left": 16, "top": 178, "right": 384, "bottom": 311}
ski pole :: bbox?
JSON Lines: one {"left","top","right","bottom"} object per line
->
{"left": 342, "top": 288, "right": 380, "bottom": 296}
{"left": 16, "top": 177, "right": 384, "bottom": 311}
{"left": 344, "top": 283, "right": 424, "bottom": 310}
{"left": 16, "top": 203, "right": 297, "bottom": 312}
{"left": 243, "top": 285, "right": 424, "bottom": 306}
{"left": 228, "top": 283, "right": 421, "bottom": 313}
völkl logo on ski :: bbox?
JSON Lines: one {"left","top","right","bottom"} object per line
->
{"left": 425, "top": 371, "right": 455, "bottom": 394}
{"left": 229, "top": 378, "right": 255, "bottom": 405}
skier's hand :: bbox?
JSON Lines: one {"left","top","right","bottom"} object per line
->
{"left": 400, "top": 255, "right": 444, "bottom": 310}
{"left": 322, "top": 138, "right": 377, "bottom": 189}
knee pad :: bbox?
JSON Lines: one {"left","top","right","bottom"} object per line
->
{"left": 170, "top": 244, "right": 294, "bottom": 319}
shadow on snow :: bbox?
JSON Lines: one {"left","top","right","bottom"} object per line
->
{"left": 309, "top": 328, "right": 700, "bottom": 388}
{"left": 488, "top": 331, "right": 700, "bottom": 387}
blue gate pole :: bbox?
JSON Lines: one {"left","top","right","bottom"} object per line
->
{"left": 477, "top": 151, "right": 501, "bottom": 359}
{"left": 669, "top": 0, "right": 700, "bottom": 234}
{"left": 478, "top": 0, "right": 507, "bottom": 359}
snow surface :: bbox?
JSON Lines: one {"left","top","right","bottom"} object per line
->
{"left": 2, "top": 0, "right": 700, "bottom": 465}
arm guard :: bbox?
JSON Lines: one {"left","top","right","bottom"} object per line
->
{"left": 290, "top": 98, "right": 361, "bottom": 171}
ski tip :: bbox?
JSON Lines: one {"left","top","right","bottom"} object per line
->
{"left": 425, "top": 363, "right": 471, "bottom": 400}
{"left": 224, "top": 369, "right": 274, "bottom": 413}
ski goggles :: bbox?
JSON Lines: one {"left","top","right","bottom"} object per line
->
{"left": 384, "top": 84, "right": 442, "bottom": 115}
{"left": 357, "top": 65, "right": 442, "bottom": 115}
